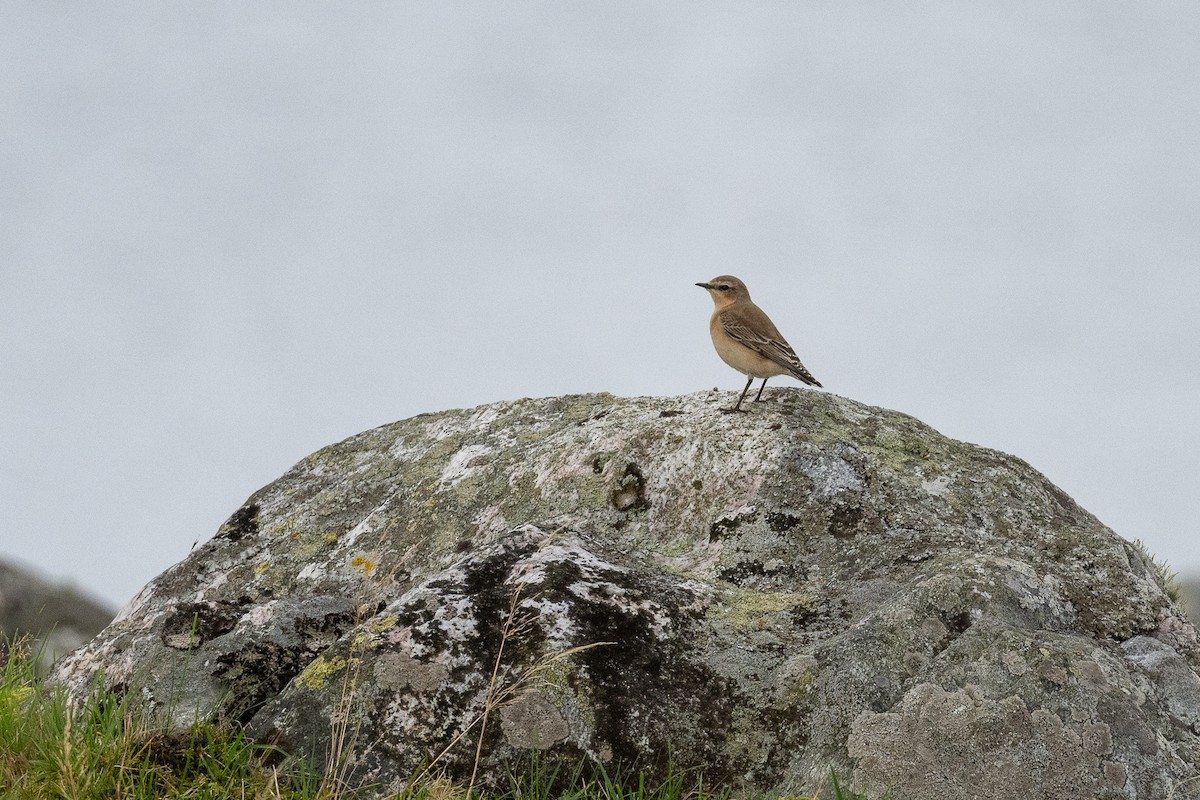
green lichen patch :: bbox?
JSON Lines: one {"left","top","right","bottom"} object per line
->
{"left": 711, "top": 587, "right": 817, "bottom": 630}
{"left": 295, "top": 654, "right": 348, "bottom": 691}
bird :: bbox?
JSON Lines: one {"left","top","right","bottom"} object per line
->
{"left": 696, "top": 275, "right": 822, "bottom": 413}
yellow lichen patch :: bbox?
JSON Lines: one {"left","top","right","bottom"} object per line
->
{"left": 351, "top": 555, "right": 376, "bottom": 574}
{"left": 368, "top": 613, "right": 399, "bottom": 634}
{"left": 710, "top": 587, "right": 815, "bottom": 630}
{"left": 296, "top": 654, "right": 348, "bottom": 690}
{"left": 573, "top": 473, "right": 612, "bottom": 509}
{"left": 290, "top": 530, "right": 333, "bottom": 563}
{"left": 786, "top": 670, "right": 815, "bottom": 699}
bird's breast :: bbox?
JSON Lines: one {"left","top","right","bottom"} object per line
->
{"left": 709, "top": 311, "right": 787, "bottom": 378}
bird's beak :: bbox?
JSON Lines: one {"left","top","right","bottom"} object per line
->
{"left": 695, "top": 282, "right": 711, "bottom": 289}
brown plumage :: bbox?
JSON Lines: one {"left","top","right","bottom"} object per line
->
{"left": 696, "top": 275, "right": 821, "bottom": 413}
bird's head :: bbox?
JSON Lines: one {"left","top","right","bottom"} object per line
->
{"left": 695, "top": 275, "right": 750, "bottom": 306}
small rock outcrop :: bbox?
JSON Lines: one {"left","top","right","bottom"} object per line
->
{"left": 51, "top": 391, "right": 1200, "bottom": 799}
{"left": 1180, "top": 575, "right": 1200, "bottom": 623}
{"left": 0, "top": 559, "right": 113, "bottom": 673}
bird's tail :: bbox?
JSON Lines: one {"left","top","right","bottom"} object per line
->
{"left": 790, "top": 363, "right": 822, "bottom": 388}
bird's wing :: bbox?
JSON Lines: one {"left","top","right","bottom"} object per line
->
{"left": 721, "top": 308, "right": 823, "bottom": 387}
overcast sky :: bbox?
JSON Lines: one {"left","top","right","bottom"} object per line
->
{"left": 3, "top": 3, "right": 1198, "bottom": 609}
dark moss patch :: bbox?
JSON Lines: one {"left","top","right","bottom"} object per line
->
{"left": 718, "top": 559, "right": 806, "bottom": 588}
{"left": 160, "top": 600, "right": 247, "bottom": 649}
{"left": 293, "top": 608, "right": 365, "bottom": 654}
{"left": 216, "top": 503, "right": 260, "bottom": 542}
{"left": 215, "top": 640, "right": 306, "bottom": 723}
{"left": 827, "top": 502, "right": 864, "bottom": 538}
{"left": 824, "top": 494, "right": 884, "bottom": 540}
{"left": 766, "top": 511, "right": 804, "bottom": 533}
{"left": 570, "top": 579, "right": 740, "bottom": 784}
{"left": 940, "top": 608, "right": 973, "bottom": 637}
{"left": 790, "top": 597, "right": 852, "bottom": 636}
{"left": 709, "top": 510, "right": 756, "bottom": 541}
{"left": 610, "top": 463, "right": 649, "bottom": 512}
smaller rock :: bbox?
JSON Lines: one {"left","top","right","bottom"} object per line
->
{"left": 0, "top": 558, "right": 113, "bottom": 673}
{"left": 847, "top": 684, "right": 1126, "bottom": 799}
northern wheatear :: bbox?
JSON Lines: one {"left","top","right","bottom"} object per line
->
{"left": 696, "top": 275, "right": 822, "bottom": 413}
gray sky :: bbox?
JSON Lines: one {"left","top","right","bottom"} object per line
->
{"left": 3, "top": 3, "right": 1198, "bottom": 609}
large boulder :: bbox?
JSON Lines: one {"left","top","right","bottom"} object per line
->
{"left": 51, "top": 391, "right": 1199, "bottom": 799}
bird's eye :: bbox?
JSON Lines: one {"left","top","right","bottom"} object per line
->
{"left": 717, "top": 285, "right": 729, "bottom": 291}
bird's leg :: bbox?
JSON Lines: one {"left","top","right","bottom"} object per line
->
{"left": 753, "top": 378, "right": 769, "bottom": 402}
{"left": 723, "top": 375, "right": 754, "bottom": 413}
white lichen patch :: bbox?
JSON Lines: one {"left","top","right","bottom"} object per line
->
{"left": 567, "top": 579, "right": 672, "bottom": 635}
{"left": 424, "top": 415, "right": 468, "bottom": 442}
{"left": 471, "top": 503, "right": 508, "bottom": 536}
{"left": 388, "top": 434, "right": 425, "bottom": 461}
{"left": 807, "top": 453, "right": 866, "bottom": 497}
{"left": 518, "top": 596, "right": 576, "bottom": 648}
{"left": 920, "top": 475, "right": 953, "bottom": 497}
{"left": 438, "top": 443, "right": 493, "bottom": 490}
{"left": 510, "top": 541, "right": 629, "bottom": 587}
{"left": 465, "top": 403, "right": 503, "bottom": 432}
{"left": 296, "top": 561, "right": 329, "bottom": 582}
{"left": 339, "top": 494, "right": 398, "bottom": 551}
{"left": 198, "top": 570, "right": 229, "bottom": 600}
{"left": 239, "top": 600, "right": 279, "bottom": 629}
{"left": 431, "top": 596, "right": 478, "bottom": 635}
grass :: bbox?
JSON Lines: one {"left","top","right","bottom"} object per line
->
{"left": 0, "top": 632, "right": 883, "bottom": 800}
{"left": 0, "top": 636, "right": 317, "bottom": 799}
{"left": 1133, "top": 538, "right": 1182, "bottom": 603}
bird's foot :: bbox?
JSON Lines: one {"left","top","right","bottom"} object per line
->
{"left": 720, "top": 406, "right": 750, "bottom": 414}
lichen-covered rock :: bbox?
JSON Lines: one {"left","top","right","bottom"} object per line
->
{"left": 50, "top": 390, "right": 1200, "bottom": 799}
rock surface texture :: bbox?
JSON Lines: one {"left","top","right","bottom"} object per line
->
{"left": 52, "top": 391, "right": 1200, "bottom": 799}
